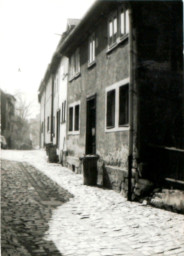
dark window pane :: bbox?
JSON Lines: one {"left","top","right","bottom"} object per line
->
{"left": 119, "top": 84, "right": 129, "bottom": 126}
{"left": 75, "top": 105, "right": 80, "bottom": 131}
{"left": 69, "top": 107, "right": 73, "bottom": 131}
{"left": 47, "top": 117, "right": 49, "bottom": 131}
{"left": 107, "top": 89, "right": 115, "bottom": 128}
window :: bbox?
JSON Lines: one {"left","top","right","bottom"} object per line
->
{"left": 68, "top": 101, "right": 80, "bottom": 134}
{"left": 69, "top": 107, "right": 73, "bottom": 131}
{"left": 106, "top": 90, "right": 115, "bottom": 128}
{"left": 120, "top": 9, "right": 129, "bottom": 36}
{"left": 41, "top": 122, "right": 44, "bottom": 133}
{"left": 70, "top": 48, "right": 80, "bottom": 80}
{"left": 119, "top": 84, "right": 129, "bottom": 125}
{"left": 106, "top": 78, "right": 129, "bottom": 132}
{"left": 61, "top": 100, "right": 66, "bottom": 123}
{"left": 47, "top": 116, "right": 50, "bottom": 132}
{"left": 108, "top": 7, "right": 129, "bottom": 50}
{"left": 74, "top": 105, "right": 80, "bottom": 131}
{"left": 88, "top": 34, "right": 96, "bottom": 65}
{"left": 53, "top": 116, "right": 55, "bottom": 136}
{"left": 108, "top": 14, "right": 118, "bottom": 47}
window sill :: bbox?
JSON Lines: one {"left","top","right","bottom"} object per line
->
{"left": 68, "top": 131, "right": 80, "bottom": 135}
{"left": 107, "top": 35, "right": 129, "bottom": 54}
{"left": 88, "top": 60, "right": 96, "bottom": 69}
{"left": 69, "top": 72, "right": 81, "bottom": 82}
{"left": 105, "top": 126, "right": 129, "bottom": 133}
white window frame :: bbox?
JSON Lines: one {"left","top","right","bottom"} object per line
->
{"left": 105, "top": 78, "right": 129, "bottom": 133}
{"left": 120, "top": 8, "right": 129, "bottom": 37}
{"left": 88, "top": 34, "right": 96, "bottom": 66}
{"left": 108, "top": 12, "right": 118, "bottom": 48}
{"left": 68, "top": 100, "right": 80, "bottom": 135}
{"left": 107, "top": 7, "right": 130, "bottom": 52}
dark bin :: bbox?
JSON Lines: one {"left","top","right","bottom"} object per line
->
{"left": 45, "top": 143, "right": 52, "bottom": 156}
{"left": 45, "top": 144, "right": 58, "bottom": 163}
{"left": 80, "top": 155, "right": 99, "bottom": 186}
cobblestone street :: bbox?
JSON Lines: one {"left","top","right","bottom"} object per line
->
{"left": 1, "top": 150, "right": 184, "bottom": 256}
{"left": 1, "top": 159, "right": 72, "bottom": 256}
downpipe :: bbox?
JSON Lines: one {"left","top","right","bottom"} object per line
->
{"left": 128, "top": 7, "right": 133, "bottom": 201}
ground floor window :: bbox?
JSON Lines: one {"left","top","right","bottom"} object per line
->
{"left": 47, "top": 116, "right": 50, "bottom": 132}
{"left": 68, "top": 101, "right": 80, "bottom": 134}
{"left": 105, "top": 78, "right": 129, "bottom": 132}
{"left": 61, "top": 100, "right": 66, "bottom": 123}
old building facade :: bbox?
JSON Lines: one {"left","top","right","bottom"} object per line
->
{"left": 1, "top": 89, "right": 16, "bottom": 148}
{"left": 39, "top": 1, "right": 183, "bottom": 198}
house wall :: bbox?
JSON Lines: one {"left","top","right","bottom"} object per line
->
{"left": 40, "top": 90, "right": 45, "bottom": 148}
{"left": 66, "top": 7, "right": 134, "bottom": 190}
{"left": 53, "top": 57, "right": 68, "bottom": 162}
{"left": 45, "top": 77, "right": 52, "bottom": 144}
{"left": 134, "top": 2, "right": 184, "bottom": 182}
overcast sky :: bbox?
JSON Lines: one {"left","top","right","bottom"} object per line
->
{"left": 0, "top": 0, "right": 95, "bottom": 118}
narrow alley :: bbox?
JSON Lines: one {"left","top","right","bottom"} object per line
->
{"left": 1, "top": 150, "right": 184, "bottom": 256}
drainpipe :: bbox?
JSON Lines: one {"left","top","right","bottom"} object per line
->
{"left": 128, "top": 7, "right": 133, "bottom": 201}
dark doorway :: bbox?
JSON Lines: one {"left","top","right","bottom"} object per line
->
{"left": 86, "top": 96, "right": 96, "bottom": 154}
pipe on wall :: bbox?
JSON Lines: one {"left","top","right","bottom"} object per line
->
{"left": 128, "top": 6, "right": 134, "bottom": 201}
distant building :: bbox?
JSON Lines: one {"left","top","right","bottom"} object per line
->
{"left": 39, "top": 1, "right": 184, "bottom": 198}
{"left": 0, "top": 89, "right": 16, "bottom": 148}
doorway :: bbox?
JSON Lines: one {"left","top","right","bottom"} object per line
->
{"left": 86, "top": 96, "right": 96, "bottom": 154}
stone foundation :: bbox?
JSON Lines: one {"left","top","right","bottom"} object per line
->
{"left": 66, "top": 156, "right": 82, "bottom": 174}
{"left": 97, "top": 159, "right": 154, "bottom": 199}
{"left": 150, "top": 189, "right": 184, "bottom": 213}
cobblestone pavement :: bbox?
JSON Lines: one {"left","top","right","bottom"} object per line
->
{"left": 1, "top": 159, "right": 72, "bottom": 256}
{"left": 1, "top": 150, "right": 184, "bottom": 256}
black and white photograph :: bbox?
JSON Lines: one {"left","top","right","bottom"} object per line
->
{"left": 1, "top": 0, "right": 184, "bottom": 255}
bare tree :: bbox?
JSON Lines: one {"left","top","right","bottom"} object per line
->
{"left": 14, "top": 91, "right": 33, "bottom": 120}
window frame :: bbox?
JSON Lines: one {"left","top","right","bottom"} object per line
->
{"left": 47, "top": 116, "right": 50, "bottom": 132}
{"left": 107, "top": 6, "right": 130, "bottom": 52}
{"left": 69, "top": 48, "right": 80, "bottom": 81}
{"left": 108, "top": 11, "right": 118, "bottom": 49}
{"left": 61, "top": 100, "right": 66, "bottom": 124}
{"left": 88, "top": 33, "right": 96, "bottom": 66}
{"left": 68, "top": 101, "right": 80, "bottom": 135}
{"left": 105, "top": 78, "right": 129, "bottom": 133}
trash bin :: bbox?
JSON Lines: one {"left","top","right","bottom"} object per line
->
{"left": 45, "top": 143, "right": 52, "bottom": 156}
{"left": 80, "top": 155, "right": 99, "bottom": 186}
{"left": 48, "top": 145, "right": 58, "bottom": 163}
{"left": 45, "top": 144, "right": 58, "bottom": 163}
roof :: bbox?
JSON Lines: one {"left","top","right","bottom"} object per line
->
{"left": 55, "top": 1, "right": 117, "bottom": 56}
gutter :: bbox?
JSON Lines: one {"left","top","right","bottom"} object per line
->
{"left": 128, "top": 6, "right": 133, "bottom": 201}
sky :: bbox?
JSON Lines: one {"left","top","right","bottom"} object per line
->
{"left": 0, "top": 0, "right": 95, "bottom": 118}
{"left": 0, "top": 0, "right": 183, "bottom": 119}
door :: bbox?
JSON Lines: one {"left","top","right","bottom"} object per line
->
{"left": 86, "top": 96, "right": 96, "bottom": 154}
